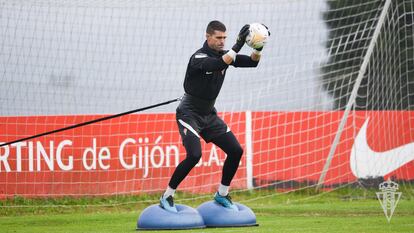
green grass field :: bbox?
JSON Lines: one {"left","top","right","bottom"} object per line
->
{"left": 1, "top": 188, "right": 413, "bottom": 233}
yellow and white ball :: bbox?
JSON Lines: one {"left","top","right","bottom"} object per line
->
{"left": 245, "top": 23, "right": 269, "bottom": 49}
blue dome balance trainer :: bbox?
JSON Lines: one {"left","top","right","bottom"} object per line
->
{"left": 137, "top": 204, "right": 205, "bottom": 230}
{"left": 197, "top": 201, "right": 258, "bottom": 227}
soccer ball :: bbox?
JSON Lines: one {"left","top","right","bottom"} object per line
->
{"left": 245, "top": 23, "right": 270, "bottom": 49}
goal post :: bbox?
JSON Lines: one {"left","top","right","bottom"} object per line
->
{"left": 317, "top": 0, "right": 393, "bottom": 189}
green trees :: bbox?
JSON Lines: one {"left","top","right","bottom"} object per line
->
{"left": 322, "top": 0, "right": 413, "bottom": 110}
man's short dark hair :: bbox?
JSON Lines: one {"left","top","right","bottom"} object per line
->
{"left": 206, "top": 20, "right": 226, "bottom": 35}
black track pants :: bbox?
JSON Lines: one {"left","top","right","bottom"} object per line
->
{"left": 168, "top": 131, "right": 243, "bottom": 189}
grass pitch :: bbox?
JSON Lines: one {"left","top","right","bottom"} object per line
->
{"left": 1, "top": 188, "right": 413, "bottom": 233}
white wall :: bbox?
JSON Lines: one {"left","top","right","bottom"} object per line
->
{"left": 0, "top": 0, "right": 333, "bottom": 115}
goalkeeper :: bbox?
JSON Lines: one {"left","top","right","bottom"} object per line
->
{"left": 160, "top": 20, "right": 266, "bottom": 212}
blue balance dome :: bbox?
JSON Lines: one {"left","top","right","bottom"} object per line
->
{"left": 197, "top": 201, "right": 258, "bottom": 227}
{"left": 137, "top": 204, "right": 205, "bottom": 230}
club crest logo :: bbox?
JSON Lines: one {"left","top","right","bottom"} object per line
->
{"left": 376, "top": 179, "right": 402, "bottom": 223}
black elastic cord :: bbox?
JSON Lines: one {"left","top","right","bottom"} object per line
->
{"left": 0, "top": 97, "right": 180, "bottom": 147}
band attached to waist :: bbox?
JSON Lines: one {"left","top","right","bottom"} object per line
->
{"left": 178, "top": 93, "right": 216, "bottom": 114}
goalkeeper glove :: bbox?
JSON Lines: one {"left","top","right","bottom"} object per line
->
{"left": 231, "top": 24, "right": 250, "bottom": 53}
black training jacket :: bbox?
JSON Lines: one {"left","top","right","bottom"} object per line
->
{"left": 183, "top": 40, "right": 259, "bottom": 102}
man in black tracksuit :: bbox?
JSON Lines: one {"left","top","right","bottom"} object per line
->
{"left": 160, "top": 20, "right": 267, "bottom": 212}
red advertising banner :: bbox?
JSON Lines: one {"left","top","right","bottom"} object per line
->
{"left": 251, "top": 111, "right": 414, "bottom": 187}
{"left": 0, "top": 111, "right": 413, "bottom": 197}
{"left": 0, "top": 113, "right": 246, "bottom": 197}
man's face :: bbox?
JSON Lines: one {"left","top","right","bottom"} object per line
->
{"left": 206, "top": 30, "right": 227, "bottom": 52}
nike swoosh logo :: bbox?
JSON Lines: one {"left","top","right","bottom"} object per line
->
{"left": 350, "top": 118, "right": 414, "bottom": 178}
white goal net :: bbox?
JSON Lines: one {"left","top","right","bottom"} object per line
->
{"left": 0, "top": 0, "right": 413, "bottom": 199}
